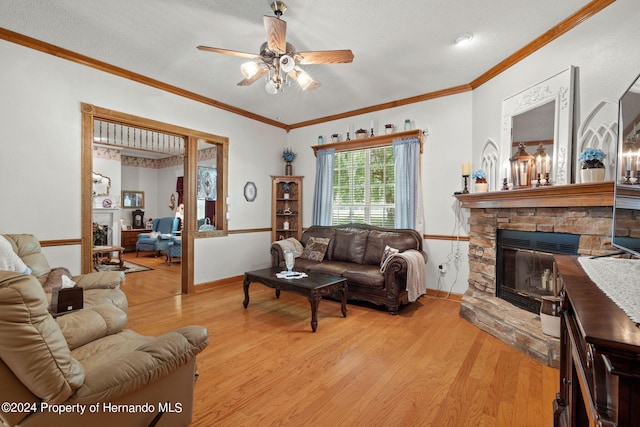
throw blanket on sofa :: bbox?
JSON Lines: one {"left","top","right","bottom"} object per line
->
{"left": 382, "top": 249, "right": 426, "bottom": 302}
{"left": 273, "top": 237, "right": 304, "bottom": 257}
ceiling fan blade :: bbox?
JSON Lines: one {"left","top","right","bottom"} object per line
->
{"left": 237, "top": 67, "right": 269, "bottom": 86}
{"left": 296, "top": 50, "right": 354, "bottom": 64}
{"left": 263, "top": 16, "right": 287, "bottom": 54}
{"left": 288, "top": 68, "right": 320, "bottom": 91}
{"left": 197, "top": 46, "right": 262, "bottom": 60}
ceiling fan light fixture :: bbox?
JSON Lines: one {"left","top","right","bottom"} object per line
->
{"left": 265, "top": 79, "right": 279, "bottom": 95}
{"left": 295, "top": 69, "right": 314, "bottom": 90}
{"left": 279, "top": 55, "right": 295, "bottom": 73}
{"left": 240, "top": 61, "right": 262, "bottom": 79}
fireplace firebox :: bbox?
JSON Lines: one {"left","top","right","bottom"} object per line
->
{"left": 496, "top": 230, "right": 579, "bottom": 314}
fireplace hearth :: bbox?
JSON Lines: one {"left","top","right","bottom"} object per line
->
{"left": 496, "top": 230, "right": 579, "bottom": 314}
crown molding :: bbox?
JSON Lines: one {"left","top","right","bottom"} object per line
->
{"left": 0, "top": 0, "right": 615, "bottom": 130}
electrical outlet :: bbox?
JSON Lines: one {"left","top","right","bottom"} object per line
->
{"left": 438, "top": 264, "right": 447, "bottom": 274}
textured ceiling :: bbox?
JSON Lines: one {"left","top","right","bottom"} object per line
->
{"left": 0, "top": 0, "right": 594, "bottom": 125}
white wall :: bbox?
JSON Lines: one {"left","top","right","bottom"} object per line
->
{"left": 0, "top": 39, "right": 283, "bottom": 280}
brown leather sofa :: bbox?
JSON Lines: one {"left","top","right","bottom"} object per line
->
{"left": 0, "top": 270, "right": 208, "bottom": 427}
{"left": 2, "top": 234, "right": 127, "bottom": 312}
{"left": 271, "top": 223, "right": 427, "bottom": 314}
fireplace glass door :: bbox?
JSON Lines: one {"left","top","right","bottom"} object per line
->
{"left": 496, "top": 230, "right": 579, "bottom": 313}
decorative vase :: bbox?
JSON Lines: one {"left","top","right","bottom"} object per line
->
{"left": 474, "top": 182, "right": 488, "bottom": 193}
{"left": 580, "top": 166, "right": 605, "bottom": 183}
{"left": 285, "top": 161, "right": 292, "bottom": 176}
{"left": 540, "top": 296, "right": 562, "bottom": 338}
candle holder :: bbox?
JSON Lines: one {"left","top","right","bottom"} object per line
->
{"left": 462, "top": 175, "right": 470, "bottom": 194}
{"left": 370, "top": 128, "right": 374, "bottom": 137}
{"left": 346, "top": 132, "right": 351, "bottom": 141}
{"left": 535, "top": 173, "right": 542, "bottom": 187}
{"left": 502, "top": 178, "right": 509, "bottom": 191}
{"left": 544, "top": 173, "right": 551, "bottom": 186}
{"left": 635, "top": 170, "right": 640, "bottom": 185}
{"left": 623, "top": 170, "right": 632, "bottom": 185}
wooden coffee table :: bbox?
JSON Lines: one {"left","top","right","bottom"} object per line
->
{"left": 243, "top": 267, "right": 347, "bottom": 332}
{"left": 92, "top": 245, "right": 125, "bottom": 271}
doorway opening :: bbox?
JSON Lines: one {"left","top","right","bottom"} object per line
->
{"left": 81, "top": 103, "right": 229, "bottom": 295}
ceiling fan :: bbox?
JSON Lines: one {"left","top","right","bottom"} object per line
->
{"left": 197, "top": 1, "right": 354, "bottom": 94}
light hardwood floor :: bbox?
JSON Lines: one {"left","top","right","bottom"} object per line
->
{"left": 120, "top": 253, "right": 559, "bottom": 426}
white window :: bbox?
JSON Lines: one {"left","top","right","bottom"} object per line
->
{"left": 332, "top": 146, "right": 395, "bottom": 227}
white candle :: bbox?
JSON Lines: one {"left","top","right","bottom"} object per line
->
{"left": 545, "top": 156, "right": 551, "bottom": 175}
{"left": 536, "top": 155, "right": 542, "bottom": 176}
{"left": 462, "top": 162, "right": 471, "bottom": 176}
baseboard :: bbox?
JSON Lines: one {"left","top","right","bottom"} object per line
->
{"left": 195, "top": 275, "right": 244, "bottom": 292}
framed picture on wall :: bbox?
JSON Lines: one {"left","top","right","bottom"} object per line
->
{"left": 122, "top": 190, "right": 144, "bottom": 208}
{"left": 198, "top": 166, "right": 217, "bottom": 201}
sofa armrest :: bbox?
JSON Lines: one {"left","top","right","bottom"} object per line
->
{"left": 73, "top": 271, "right": 124, "bottom": 290}
{"left": 270, "top": 243, "right": 284, "bottom": 267}
{"left": 71, "top": 325, "right": 209, "bottom": 403}
{"left": 56, "top": 304, "right": 128, "bottom": 350}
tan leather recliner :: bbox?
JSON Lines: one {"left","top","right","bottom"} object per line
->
{"left": 0, "top": 270, "right": 209, "bottom": 427}
{"left": 2, "top": 234, "right": 127, "bottom": 312}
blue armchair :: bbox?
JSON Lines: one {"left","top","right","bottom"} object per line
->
{"left": 136, "top": 217, "right": 180, "bottom": 256}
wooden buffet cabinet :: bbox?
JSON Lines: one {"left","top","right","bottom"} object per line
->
{"left": 271, "top": 176, "right": 303, "bottom": 242}
{"left": 554, "top": 255, "right": 640, "bottom": 427}
{"left": 121, "top": 229, "right": 146, "bottom": 252}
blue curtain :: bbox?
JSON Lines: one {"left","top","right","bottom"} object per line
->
{"left": 312, "top": 148, "right": 335, "bottom": 225}
{"left": 393, "top": 137, "right": 423, "bottom": 233}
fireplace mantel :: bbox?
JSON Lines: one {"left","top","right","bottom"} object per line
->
{"left": 455, "top": 181, "right": 613, "bottom": 209}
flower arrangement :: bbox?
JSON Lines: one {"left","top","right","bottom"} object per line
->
{"left": 92, "top": 222, "right": 107, "bottom": 245}
{"left": 578, "top": 148, "right": 606, "bottom": 168}
{"left": 471, "top": 169, "right": 487, "bottom": 183}
{"left": 282, "top": 147, "right": 296, "bottom": 163}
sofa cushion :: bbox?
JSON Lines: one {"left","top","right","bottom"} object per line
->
{"left": 301, "top": 227, "right": 337, "bottom": 260}
{"left": 342, "top": 265, "right": 385, "bottom": 288}
{"left": 300, "top": 237, "right": 330, "bottom": 262}
{"left": 0, "top": 272, "right": 85, "bottom": 404}
{"left": 380, "top": 245, "right": 400, "bottom": 268}
{"left": 307, "top": 261, "right": 353, "bottom": 277}
{"left": 332, "top": 228, "right": 369, "bottom": 264}
{"left": 0, "top": 236, "right": 31, "bottom": 274}
{"left": 43, "top": 267, "right": 74, "bottom": 293}
{"left": 287, "top": 258, "right": 321, "bottom": 273}
{"left": 363, "top": 230, "right": 421, "bottom": 265}
{"left": 3, "top": 234, "right": 51, "bottom": 278}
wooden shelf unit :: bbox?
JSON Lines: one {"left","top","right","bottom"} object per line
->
{"left": 271, "top": 176, "right": 303, "bottom": 242}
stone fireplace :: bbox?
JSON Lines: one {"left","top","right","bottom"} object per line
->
{"left": 455, "top": 182, "right": 614, "bottom": 367}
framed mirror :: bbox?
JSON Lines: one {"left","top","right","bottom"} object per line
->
{"left": 194, "top": 139, "right": 226, "bottom": 237}
{"left": 612, "top": 71, "right": 640, "bottom": 256}
{"left": 501, "top": 66, "right": 575, "bottom": 187}
{"left": 92, "top": 172, "right": 111, "bottom": 196}
{"left": 122, "top": 190, "right": 145, "bottom": 208}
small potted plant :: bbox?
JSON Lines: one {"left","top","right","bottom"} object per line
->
{"left": 472, "top": 169, "right": 488, "bottom": 193}
{"left": 282, "top": 148, "right": 296, "bottom": 176}
{"left": 578, "top": 148, "right": 606, "bottom": 182}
